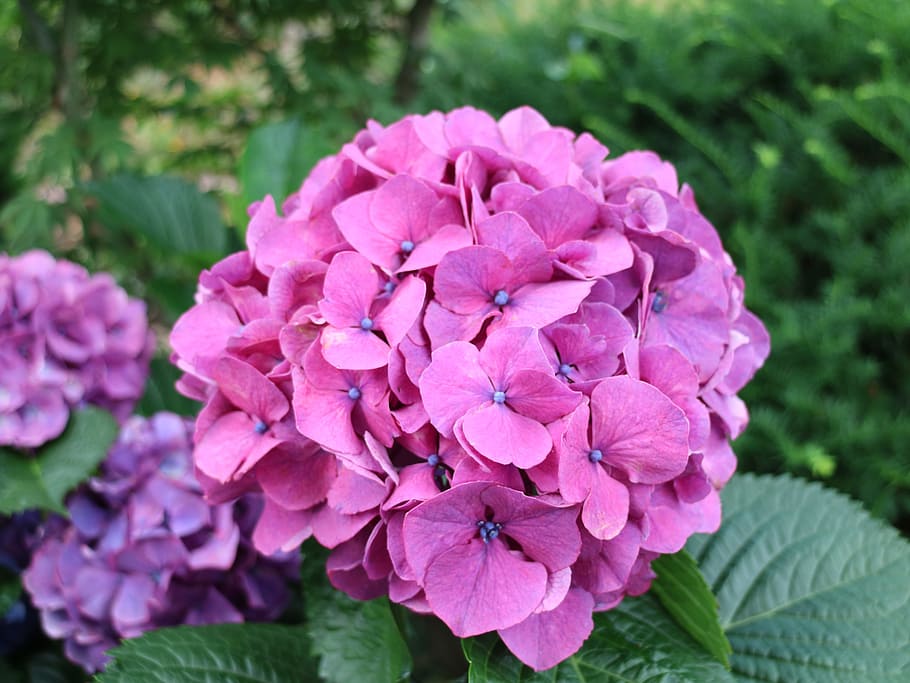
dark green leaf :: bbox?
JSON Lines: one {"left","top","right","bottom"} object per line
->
{"left": 651, "top": 549, "right": 731, "bottom": 667}
{"left": 306, "top": 582, "right": 411, "bottom": 683}
{"left": 96, "top": 623, "right": 316, "bottom": 683}
{"left": 462, "top": 594, "right": 735, "bottom": 682}
{"left": 688, "top": 474, "right": 910, "bottom": 682}
{"left": 0, "top": 407, "right": 118, "bottom": 515}
{"left": 87, "top": 174, "right": 227, "bottom": 258}
{"left": 137, "top": 356, "right": 198, "bottom": 417}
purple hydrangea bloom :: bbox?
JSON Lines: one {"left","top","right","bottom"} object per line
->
{"left": 22, "top": 412, "right": 299, "bottom": 672}
{"left": 169, "top": 106, "right": 770, "bottom": 670}
{"left": 0, "top": 251, "right": 153, "bottom": 448}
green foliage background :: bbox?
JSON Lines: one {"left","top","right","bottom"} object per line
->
{"left": 1, "top": 0, "right": 908, "bottom": 536}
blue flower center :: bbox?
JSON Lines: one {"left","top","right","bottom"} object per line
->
{"left": 383, "top": 281, "right": 396, "bottom": 294}
{"left": 360, "top": 317, "right": 374, "bottom": 330}
{"left": 651, "top": 291, "right": 668, "bottom": 313}
{"left": 559, "top": 363, "right": 573, "bottom": 376}
{"left": 427, "top": 453, "right": 440, "bottom": 467}
{"left": 493, "top": 290, "right": 510, "bottom": 306}
{"left": 492, "top": 390, "right": 507, "bottom": 404}
{"left": 589, "top": 448, "right": 604, "bottom": 463}
{"left": 400, "top": 239, "right": 415, "bottom": 253}
{"left": 477, "top": 520, "right": 503, "bottom": 543}
{"left": 348, "top": 387, "right": 362, "bottom": 400}
{"left": 253, "top": 420, "right": 268, "bottom": 435}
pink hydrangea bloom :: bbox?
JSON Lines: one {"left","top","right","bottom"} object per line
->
{"left": 22, "top": 412, "right": 299, "bottom": 672}
{"left": 0, "top": 251, "right": 153, "bottom": 448}
{"left": 170, "top": 106, "right": 769, "bottom": 671}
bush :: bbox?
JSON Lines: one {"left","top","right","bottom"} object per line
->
{"left": 414, "top": 0, "right": 910, "bottom": 529}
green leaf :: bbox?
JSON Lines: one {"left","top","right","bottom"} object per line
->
{"left": 0, "top": 407, "right": 118, "bottom": 514}
{"left": 239, "top": 119, "right": 303, "bottom": 210}
{"left": 651, "top": 549, "right": 732, "bottom": 667}
{"left": 462, "top": 594, "right": 735, "bottom": 682}
{"left": 137, "top": 356, "right": 198, "bottom": 417}
{"left": 86, "top": 174, "right": 227, "bottom": 258}
{"left": 306, "top": 583, "right": 411, "bottom": 683}
{"left": 96, "top": 623, "right": 316, "bottom": 683}
{"left": 687, "top": 474, "right": 910, "bottom": 682}
{"left": 233, "top": 118, "right": 345, "bottom": 228}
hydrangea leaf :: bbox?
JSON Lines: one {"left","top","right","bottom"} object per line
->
{"left": 305, "top": 579, "right": 412, "bottom": 683}
{"left": 86, "top": 174, "right": 227, "bottom": 258}
{"left": 461, "top": 594, "right": 736, "bottom": 682}
{"left": 651, "top": 549, "right": 732, "bottom": 667}
{"left": 0, "top": 407, "right": 117, "bottom": 515}
{"left": 687, "top": 473, "right": 910, "bottom": 682}
{"left": 96, "top": 623, "right": 316, "bottom": 683}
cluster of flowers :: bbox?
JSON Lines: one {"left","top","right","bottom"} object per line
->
{"left": 0, "top": 250, "right": 153, "bottom": 448}
{"left": 170, "top": 106, "right": 769, "bottom": 670}
{"left": 23, "top": 412, "right": 299, "bottom": 672}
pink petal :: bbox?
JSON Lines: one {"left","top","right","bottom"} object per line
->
{"left": 374, "top": 275, "right": 426, "bottom": 347}
{"left": 170, "top": 301, "right": 240, "bottom": 377}
{"left": 319, "top": 251, "right": 380, "bottom": 327}
{"left": 424, "top": 538, "right": 548, "bottom": 636}
{"left": 582, "top": 467, "right": 630, "bottom": 540}
{"left": 252, "top": 498, "right": 313, "bottom": 555}
{"left": 332, "top": 191, "right": 400, "bottom": 271}
{"left": 590, "top": 376, "right": 689, "bottom": 484}
{"left": 461, "top": 403, "right": 552, "bottom": 468}
{"left": 398, "top": 224, "right": 473, "bottom": 273}
{"left": 256, "top": 443, "right": 336, "bottom": 510}
{"left": 501, "top": 280, "right": 594, "bottom": 329}
{"left": 292, "top": 368, "right": 361, "bottom": 454}
{"left": 475, "top": 212, "right": 552, "bottom": 281}
{"left": 499, "top": 588, "right": 594, "bottom": 671}
{"left": 370, "top": 174, "right": 438, "bottom": 242}
{"left": 419, "top": 341, "right": 491, "bottom": 435}
{"left": 518, "top": 186, "right": 598, "bottom": 248}
{"left": 556, "top": 403, "right": 596, "bottom": 503}
{"left": 194, "top": 412, "right": 281, "bottom": 482}
{"left": 478, "top": 326, "right": 552, "bottom": 384}
{"left": 505, "top": 369, "right": 582, "bottom": 424}
{"left": 433, "top": 246, "right": 511, "bottom": 314}
{"left": 320, "top": 325, "right": 391, "bottom": 370}
{"left": 212, "top": 355, "right": 289, "bottom": 423}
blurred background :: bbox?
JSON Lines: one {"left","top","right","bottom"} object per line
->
{"left": 2, "top": 0, "right": 908, "bottom": 533}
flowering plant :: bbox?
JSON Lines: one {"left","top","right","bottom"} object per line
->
{"left": 0, "top": 250, "right": 153, "bottom": 449}
{"left": 170, "top": 105, "right": 769, "bottom": 669}
{"left": 22, "top": 412, "right": 299, "bottom": 672}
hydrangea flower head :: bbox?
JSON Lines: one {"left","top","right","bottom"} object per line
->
{"left": 171, "top": 106, "right": 769, "bottom": 670}
{"left": 0, "top": 251, "right": 153, "bottom": 448}
{"left": 22, "top": 412, "right": 299, "bottom": 672}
